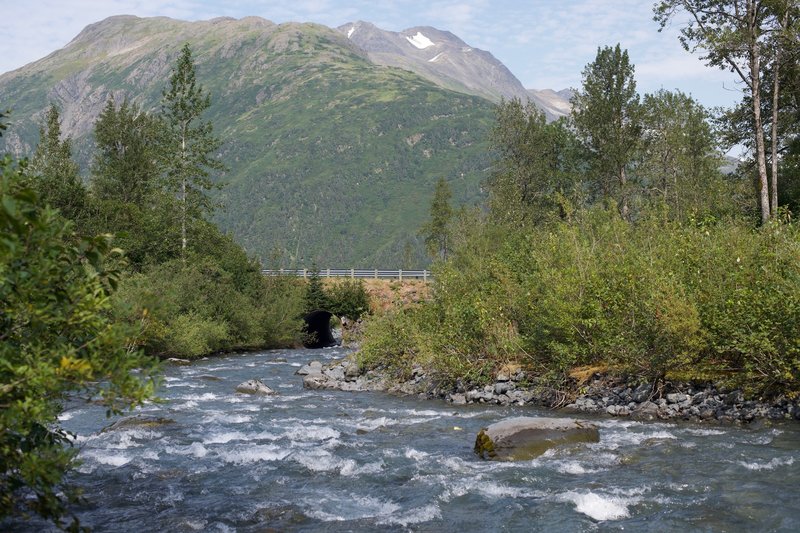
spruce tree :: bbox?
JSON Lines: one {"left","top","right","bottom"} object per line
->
{"left": 420, "top": 177, "right": 454, "bottom": 261}
{"left": 28, "top": 104, "right": 86, "bottom": 221}
{"left": 160, "top": 43, "right": 224, "bottom": 257}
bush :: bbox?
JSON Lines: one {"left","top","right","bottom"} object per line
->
{"left": 0, "top": 155, "right": 157, "bottom": 527}
{"left": 358, "top": 206, "right": 800, "bottom": 397}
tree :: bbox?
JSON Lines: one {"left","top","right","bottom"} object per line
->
{"left": 89, "top": 97, "right": 180, "bottom": 269}
{"left": 160, "top": 43, "right": 224, "bottom": 258}
{"left": 92, "top": 97, "right": 161, "bottom": 206}
{"left": 303, "top": 265, "right": 331, "bottom": 313}
{"left": 639, "top": 89, "right": 725, "bottom": 218}
{"left": 654, "top": 0, "right": 798, "bottom": 223}
{"left": 27, "top": 104, "right": 86, "bottom": 221}
{"left": 0, "top": 113, "right": 158, "bottom": 528}
{"left": 420, "top": 177, "right": 454, "bottom": 261}
{"left": 572, "top": 44, "right": 642, "bottom": 220}
{"left": 489, "top": 98, "right": 583, "bottom": 226}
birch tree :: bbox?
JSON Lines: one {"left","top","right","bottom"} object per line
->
{"left": 160, "top": 44, "right": 223, "bottom": 257}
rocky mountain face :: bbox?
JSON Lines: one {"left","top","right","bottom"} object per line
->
{"left": 0, "top": 15, "right": 567, "bottom": 266}
{"left": 337, "top": 21, "right": 570, "bottom": 120}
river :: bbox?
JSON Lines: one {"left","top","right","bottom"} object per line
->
{"left": 10, "top": 347, "right": 800, "bottom": 531}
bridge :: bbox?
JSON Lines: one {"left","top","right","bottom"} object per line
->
{"left": 262, "top": 268, "right": 431, "bottom": 281}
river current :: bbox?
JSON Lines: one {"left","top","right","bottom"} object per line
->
{"left": 11, "top": 347, "right": 800, "bottom": 531}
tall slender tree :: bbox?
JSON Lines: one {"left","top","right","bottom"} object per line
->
{"left": 420, "top": 177, "right": 454, "bottom": 261}
{"left": 160, "top": 43, "right": 224, "bottom": 258}
{"left": 571, "top": 44, "right": 641, "bottom": 220}
{"left": 27, "top": 104, "right": 85, "bottom": 221}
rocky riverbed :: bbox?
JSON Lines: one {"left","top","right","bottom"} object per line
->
{"left": 299, "top": 357, "right": 800, "bottom": 424}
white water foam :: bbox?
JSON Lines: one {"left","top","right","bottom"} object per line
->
{"left": 219, "top": 444, "right": 289, "bottom": 464}
{"left": 166, "top": 442, "right": 208, "bottom": 458}
{"left": 303, "top": 494, "right": 400, "bottom": 522}
{"left": 85, "top": 451, "right": 133, "bottom": 467}
{"left": 558, "top": 491, "right": 632, "bottom": 521}
{"left": 203, "top": 431, "right": 247, "bottom": 444}
{"left": 737, "top": 457, "right": 795, "bottom": 471}
{"left": 404, "top": 448, "right": 429, "bottom": 461}
{"left": 377, "top": 504, "right": 442, "bottom": 526}
{"left": 290, "top": 448, "right": 382, "bottom": 476}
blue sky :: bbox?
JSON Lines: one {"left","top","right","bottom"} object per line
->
{"left": 1, "top": 0, "right": 745, "bottom": 110}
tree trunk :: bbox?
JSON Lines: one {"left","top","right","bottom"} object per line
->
{"left": 770, "top": 55, "right": 781, "bottom": 218}
{"left": 750, "top": 33, "right": 771, "bottom": 224}
{"left": 619, "top": 165, "right": 629, "bottom": 220}
{"left": 770, "top": 8, "right": 789, "bottom": 218}
{"left": 181, "top": 132, "right": 187, "bottom": 259}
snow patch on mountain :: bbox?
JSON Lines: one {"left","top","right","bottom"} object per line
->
{"left": 406, "top": 32, "right": 434, "bottom": 49}
{"left": 428, "top": 52, "right": 444, "bottom": 63}
{"left": 347, "top": 26, "right": 355, "bottom": 38}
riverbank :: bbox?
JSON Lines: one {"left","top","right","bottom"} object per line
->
{"left": 299, "top": 357, "right": 800, "bottom": 424}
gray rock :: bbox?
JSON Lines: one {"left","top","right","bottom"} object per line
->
{"left": 667, "top": 393, "right": 690, "bottom": 404}
{"left": 323, "top": 365, "right": 345, "bottom": 382}
{"left": 296, "top": 361, "right": 323, "bottom": 376}
{"left": 631, "top": 401, "right": 659, "bottom": 421}
{"left": 495, "top": 381, "right": 514, "bottom": 395}
{"left": 344, "top": 360, "right": 360, "bottom": 379}
{"left": 496, "top": 371, "right": 511, "bottom": 382}
{"left": 474, "top": 417, "right": 599, "bottom": 461}
{"left": 632, "top": 383, "right": 651, "bottom": 402}
{"left": 236, "top": 379, "right": 277, "bottom": 395}
{"left": 725, "top": 390, "right": 744, "bottom": 405}
{"left": 102, "top": 415, "right": 176, "bottom": 433}
{"left": 449, "top": 393, "right": 467, "bottom": 405}
{"left": 302, "top": 374, "right": 328, "bottom": 390}
{"left": 165, "top": 357, "right": 192, "bottom": 366}
{"left": 606, "top": 405, "right": 631, "bottom": 416}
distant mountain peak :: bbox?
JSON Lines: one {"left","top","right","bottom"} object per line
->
{"left": 337, "top": 21, "right": 569, "bottom": 119}
{"left": 405, "top": 31, "right": 435, "bottom": 49}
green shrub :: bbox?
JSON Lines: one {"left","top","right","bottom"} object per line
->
{"left": 359, "top": 206, "right": 800, "bottom": 397}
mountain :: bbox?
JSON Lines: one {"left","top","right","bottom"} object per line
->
{"left": 0, "top": 15, "right": 563, "bottom": 267}
{"left": 337, "top": 21, "right": 570, "bottom": 120}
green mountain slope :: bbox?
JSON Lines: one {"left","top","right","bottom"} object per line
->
{"left": 0, "top": 15, "right": 495, "bottom": 267}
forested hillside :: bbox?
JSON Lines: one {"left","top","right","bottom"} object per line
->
{"left": 0, "top": 15, "right": 496, "bottom": 266}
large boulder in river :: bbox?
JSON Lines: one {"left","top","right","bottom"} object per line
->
{"left": 474, "top": 417, "right": 599, "bottom": 461}
{"left": 101, "top": 415, "right": 176, "bottom": 433}
{"left": 235, "top": 379, "right": 277, "bottom": 395}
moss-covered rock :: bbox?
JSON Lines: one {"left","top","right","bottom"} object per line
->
{"left": 474, "top": 417, "right": 599, "bottom": 461}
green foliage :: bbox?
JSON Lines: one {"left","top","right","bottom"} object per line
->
{"left": 489, "top": 99, "right": 583, "bottom": 226}
{"left": 360, "top": 209, "right": 800, "bottom": 396}
{"left": 91, "top": 97, "right": 162, "bottom": 206}
{"left": 303, "top": 268, "right": 331, "bottom": 313}
{"left": 0, "top": 152, "right": 158, "bottom": 528}
{"left": 326, "top": 278, "right": 370, "bottom": 321}
{"left": 0, "top": 19, "right": 495, "bottom": 266}
{"left": 419, "top": 176, "right": 454, "bottom": 261}
{"left": 160, "top": 43, "right": 225, "bottom": 256}
{"left": 572, "top": 44, "right": 641, "bottom": 219}
{"left": 27, "top": 104, "right": 87, "bottom": 222}
{"left": 639, "top": 89, "right": 730, "bottom": 219}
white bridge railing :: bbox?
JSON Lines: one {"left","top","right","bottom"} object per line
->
{"left": 261, "top": 268, "right": 431, "bottom": 281}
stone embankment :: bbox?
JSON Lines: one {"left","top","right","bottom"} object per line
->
{"left": 298, "top": 358, "right": 800, "bottom": 424}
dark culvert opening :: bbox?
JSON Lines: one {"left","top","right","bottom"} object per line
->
{"left": 303, "top": 309, "right": 338, "bottom": 349}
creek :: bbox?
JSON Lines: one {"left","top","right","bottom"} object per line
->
{"left": 11, "top": 347, "right": 800, "bottom": 531}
